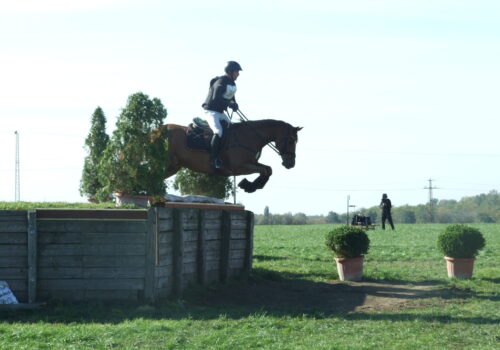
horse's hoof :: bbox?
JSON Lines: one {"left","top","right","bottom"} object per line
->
{"left": 238, "top": 178, "right": 256, "bottom": 193}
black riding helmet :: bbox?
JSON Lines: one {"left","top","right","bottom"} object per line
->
{"left": 225, "top": 61, "right": 242, "bottom": 73}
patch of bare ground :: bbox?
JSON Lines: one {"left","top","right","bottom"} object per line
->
{"left": 331, "top": 281, "right": 453, "bottom": 313}
{"left": 190, "top": 278, "right": 465, "bottom": 314}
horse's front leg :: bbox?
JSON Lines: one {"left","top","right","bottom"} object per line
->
{"left": 237, "top": 163, "right": 273, "bottom": 193}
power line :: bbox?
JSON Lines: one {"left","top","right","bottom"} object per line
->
{"left": 262, "top": 184, "right": 497, "bottom": 193}
{"left": 299, "top": 147, "right": 500, "bottom": 157}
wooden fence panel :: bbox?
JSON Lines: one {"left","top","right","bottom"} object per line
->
{"left": 0, "top": 222, "right": 27, "bottom": 233}
{"left": 0, "top": 207, "right": 253, "bottom": 303}
{"left": 0, "top": 211, "right": 27, "bottom": 221}
{"left": 37, "top": 220, "right": 147, "bottom": 234}
{"left": 0, "top": 231, "right": 27, "bottom": 243}
{"left": 0, "top": 245, "right": 26, "bottom": 257}
{"left": 172, "top": 209, "right": 184, "bottom": 297}
{"left": 0, "top": 211, "right": 28, "bottom": 302}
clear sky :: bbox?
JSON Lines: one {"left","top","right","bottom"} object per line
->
{"left": 1, "top": 0, "right": 499, "bottom": 215}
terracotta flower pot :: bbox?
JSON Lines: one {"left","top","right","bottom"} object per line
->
{"left": 334, "top": 256, "right": 364, "bottom": 281}
{"left": 444, "top": 256, "right": 475, "bottom": 279}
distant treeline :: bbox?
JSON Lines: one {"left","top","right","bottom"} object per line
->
{"left": 255, "top": 190, "right": 500, "bottom": 225}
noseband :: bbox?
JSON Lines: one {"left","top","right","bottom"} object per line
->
{"left": 276, "top": 128, "right": 296, "bottom": 159}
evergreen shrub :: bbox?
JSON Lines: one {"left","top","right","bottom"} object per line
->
{"left": 325, "top": 225, "right": 370, "bottom": 258}
{"left": 98, "top": 92, "right": 168, "bottom": 203}
{"left": 437, "top": 224, "right": 485, "bottom": 258}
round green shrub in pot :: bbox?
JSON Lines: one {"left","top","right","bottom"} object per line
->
{"left": 437, "top": 224, "right": 485, "bottom": 258}
{"left": 325, "top": 225, "right": 370, "bottom": 281}
{"left": 325, "top": 225, "right": 370, "bottom": 258}
{"left": 437, "top": 224, "right": 486, "bottom": 279}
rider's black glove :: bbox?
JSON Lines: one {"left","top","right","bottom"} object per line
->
{"left": 229, "top": 102, "right": 239, "bottom": 112}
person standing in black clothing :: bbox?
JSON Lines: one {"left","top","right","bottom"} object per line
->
{"left": 380, "top": 193, "right": 395, "bottom": 230}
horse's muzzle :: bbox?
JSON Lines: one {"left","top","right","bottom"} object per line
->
{"left": 282, "top": 156, "right": 295, "bottom": 169}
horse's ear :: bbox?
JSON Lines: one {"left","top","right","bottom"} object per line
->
{"left": 295, "top": 127, "right": 303, "bottom": 132}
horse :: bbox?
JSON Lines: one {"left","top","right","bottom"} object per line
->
{"left": 163, "top": 119, "right": 302, "bottom": 193}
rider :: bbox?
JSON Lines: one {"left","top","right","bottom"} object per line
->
{"left": 202, "top": 61, "right": 242, "bottom": 169}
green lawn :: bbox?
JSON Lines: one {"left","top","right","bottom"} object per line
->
{"left": 0, "top": 201, "right": 142, "bottom": 210}
{"left": 1, "top": 224, "right": 499, "bottom": 349}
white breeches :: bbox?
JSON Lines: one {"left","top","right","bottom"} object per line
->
{"left": 204, "top": 110, "right": 231, "bottom": 137}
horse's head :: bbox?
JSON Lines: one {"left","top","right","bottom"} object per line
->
{"left": 275, "top": 125, "right": 303, "bottom": 169}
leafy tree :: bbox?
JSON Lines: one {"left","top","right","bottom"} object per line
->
{"left": 365, "top": 209, "right": 378, "bottom": 224}
{"left": 401, "top": 210, "right": 416, "bottom": 223}
{"left": 98, "top": 92, "right": 168, "bottom": 202}
{"left": 326, "top": 211, "right": 340, "bottom": 223}
{"left": 282, "top": 212, "right": 294, "bottom": 225}
{"left": 293, "top": 212, "right": 308, "bottom": 225}
{"left": 264, "top": 206, "right": 270, "bottom": 217}
{"left": 251, "top": 190, "right": 499, "bottom": 225}
{"left": 477, "top": 212, "right": 494, "bottom": 223}
{"left": 173, "top": 168, "right": 233, "bottom": 199}
{"left": 261, "top": 206, "right": 271, "bottom": 225}
{"left": 80, "top": 107, "right": 110, "bottom": 201}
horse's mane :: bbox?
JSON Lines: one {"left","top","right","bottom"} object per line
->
{"left": 230, "top": 119, "right": 290, "bottom": 131}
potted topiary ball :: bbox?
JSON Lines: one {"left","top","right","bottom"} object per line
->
{"left": 325, "top": 225, "right": 370, "bottom": 281}
{"left": 437, "top": 224, "right": 485, "bottom": 279}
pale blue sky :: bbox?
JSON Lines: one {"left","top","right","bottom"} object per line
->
{"left": 1, "top": 0, "right": 499, "bottom": 215}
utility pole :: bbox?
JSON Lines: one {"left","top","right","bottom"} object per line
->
{"left": 424, "top": 178, "right": 438, "bottom": 222}
{"left": 14, "top": 131, "right": 20, "bottom": 202}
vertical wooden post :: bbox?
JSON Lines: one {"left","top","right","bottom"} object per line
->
{"left": 155, "top": 208, "right": 160, "bottom": 266}
{"left": 220, "top": 210, "right": 231, "bottom": 282}
{"left": 144, "top": 208, "right": 157, "bottom": 302}
{"left": 244, "top": 211, "right": 254, "bottom": 274}
{"left": 173, "top": 209, "right": 184, "bottom": 297}
{"left": 27, "top": 210, "right": 37, "bottom": 304}
{"left": 197, "top": 209, "right": 207, "bottom": 286}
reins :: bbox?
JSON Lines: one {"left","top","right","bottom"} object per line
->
{"left": 228, "top": 109, "right": 281, "bottom": 155}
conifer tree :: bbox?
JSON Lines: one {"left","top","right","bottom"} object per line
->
{"left": 98, "top": 92, "right": 168, "bottom": 202}
{"left": 80, "top": 106, "right": 110, "bottom": 201}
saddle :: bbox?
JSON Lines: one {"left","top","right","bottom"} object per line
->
{"left": 186, "top": 118, "right": 213, "bottom": 151}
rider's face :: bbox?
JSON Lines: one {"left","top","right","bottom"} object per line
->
{"left": 230, "top": 70, "right": 240, "bottom": 81}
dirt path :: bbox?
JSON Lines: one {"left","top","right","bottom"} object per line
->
{"left": 331, "top": 281, "right": 441, "bottom": 312}
{"left": 189, "top": 279, "right": 452, "bottom": 314}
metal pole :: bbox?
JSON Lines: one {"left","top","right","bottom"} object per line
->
{"left": 233, "top": 176, "right": 236, "bottom": 204}
{"left": 346, "top": 195, "right": 350, "bottom": 225}
{"left": 14, "top": 131, "right": 20, "bottom": 202}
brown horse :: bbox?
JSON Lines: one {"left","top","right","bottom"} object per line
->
{"left": 163, "top": 119, "right": 302, "bottom": 193}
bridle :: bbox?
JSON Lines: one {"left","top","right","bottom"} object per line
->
{"left": 231, "top": 110, "right": 296, "bottom": 159}
{"left": 276, "top": 127, "right": 296, "bottom": 160}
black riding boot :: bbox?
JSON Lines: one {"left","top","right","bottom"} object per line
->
{"left": 210, "top": 134, "right": 223, "bottom": 169}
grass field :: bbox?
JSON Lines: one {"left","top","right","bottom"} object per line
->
{"left": 0, "top": 201, "right": 141, "bottom": 210}
{"left": 1, "top": 223, "right": 499, "bottom": 349}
